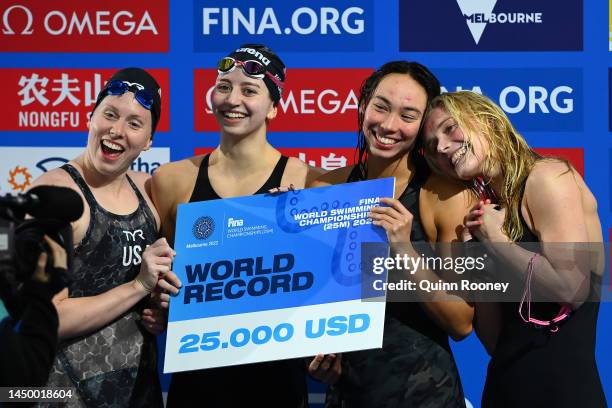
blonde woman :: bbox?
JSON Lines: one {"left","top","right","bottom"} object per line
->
{"left": 423, "top": 91, "right": 606, "bottom": 407}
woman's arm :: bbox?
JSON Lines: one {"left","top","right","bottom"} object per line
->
{"left": 56, "top": 238, "right": 173, "bottom": 340}
{"left": 469, "top": 162, "right": 593, "bottom": 308}
{"left": 416, "top": 177, "right": 476, "bottom": 340}
{"left": 369, "top": 177, "right": 475, "bottom": 340}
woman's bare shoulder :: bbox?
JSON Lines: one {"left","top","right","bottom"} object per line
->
{"left": 153, "top": 156, "right": 203, "bottom": 187}
{"left": 308, "top": 165, "right": 354, "bottom": 188}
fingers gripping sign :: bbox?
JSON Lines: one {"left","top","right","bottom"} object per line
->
{"left": 139, "top": 238, "right": 178, "bottom": 334}
{"left": 154, "top": 269, "right": 182, "bottom": 309}
{"left": 135, "top": 237, "right": 176, "bottom": 293}
{"left": 368, "top": 197, "right": 414, "bottom": 244}
{"left": 308, "top": 353, "right": 342, "bottom": 385}
{"left": 142, "top": 307, "right": 168, "bottom": 335}
{"left": 268, "top": 184, "right": 296, "bottom": 194}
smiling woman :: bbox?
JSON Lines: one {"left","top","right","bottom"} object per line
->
{"left": 87, "top": 91, "right": 153, "bottom": 173}
{"left": 151, "top": 44, "right": 321, "bottom": 408}
{"left": 422, "top": 91, "right": 606, "bottom": 408}
{"left": 423, "top": 102, "right": 491, "bottom": 182}
{"left": 308, "top": 61, "right": 475, "bottom": 408}
{"left": 27, "top": 68, "right": 173, "bottom": 407}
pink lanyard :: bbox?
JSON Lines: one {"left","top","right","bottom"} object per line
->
{"left": 518, "top": 253, "right": 572, "bottom": 333}
{"left": 472, "top": 178, "right": 571, "bottom": 332}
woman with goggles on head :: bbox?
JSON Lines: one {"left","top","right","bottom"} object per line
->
{"left": 30, "top": 68, "right": 172, "bottom": 407}
{"left": 307, "top": 62, "right": 475, "bottom": 408}
{"left": 422, "top": 91, "right": 606, "bottom": 408}
{"left": 152, "top": 44, "right": 319, "bottom": 408}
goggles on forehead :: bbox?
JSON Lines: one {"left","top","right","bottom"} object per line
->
{"left": 102, "top": 80, "right": 154, "bottom": 110}
{"left": 217, "top": 57, "right": 284, "bottom": 90}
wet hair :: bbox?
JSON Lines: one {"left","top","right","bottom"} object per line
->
{"left": 352, "top": 61, "right": 441, "bottom": 181}
{"left": 426, "top": 91, "right": 560, "bottom": 241}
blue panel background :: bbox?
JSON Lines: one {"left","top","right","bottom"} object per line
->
{"left": 399, "top": 0, "right": 583, "bottom": 51}
{"left": 435, "top": 68, "right": 583, "bottom": 131}
{"left": 193, "top": 0, "right": 374, "bottom": 52}
{"left": 0, "top": 1, "right": 609, "bottom": 407}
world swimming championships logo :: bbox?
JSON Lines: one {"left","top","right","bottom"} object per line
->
{"left": 193, "top": 216, "right": 215, "bottom": 240}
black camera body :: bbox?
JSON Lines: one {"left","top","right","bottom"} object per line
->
{"left": 0, "top": 186, "right": 83, "bottom": 318}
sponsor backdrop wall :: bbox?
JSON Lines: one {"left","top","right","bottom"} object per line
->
{"left": 0, "top": 0, "right": 610, "bottom": 406}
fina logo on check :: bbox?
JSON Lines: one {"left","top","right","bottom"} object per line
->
{"left": 193, "top": 216, "right": 215, "bottom": 240}
{"left": 227, "top": 217, "right": 243, "bottom": 227}
{"left": 457, "top": 0, "right": 543, "bottom": 45}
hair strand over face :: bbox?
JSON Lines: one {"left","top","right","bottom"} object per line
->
{"left": 426, "top": 91, "right": 569, "bottom": 241}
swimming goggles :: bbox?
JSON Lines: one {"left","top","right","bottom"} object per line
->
{"left": 518, "top": 253, "right": 572, "bottom": 333}
{"left": 217, "top": 57, "right": 284, "bottom": 90}
{"left": 102, "top": 80, "right": 154, "bottom": 110}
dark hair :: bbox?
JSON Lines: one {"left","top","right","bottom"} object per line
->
{"left": 352, "top": 61, "right": 441, "bottom": 181}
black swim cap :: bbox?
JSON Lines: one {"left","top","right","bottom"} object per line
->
{"left": 225, "top": 44, "right": 286, "bottom": 104}
{"left": 93, "top": 68, "right": 162, "bottom": 134}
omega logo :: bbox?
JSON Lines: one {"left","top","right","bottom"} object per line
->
{"left": 1, "top": 4, "right": 158, "bottom": 36}
{"left": 2, "top": 5, "right": 34, "bottom": 35}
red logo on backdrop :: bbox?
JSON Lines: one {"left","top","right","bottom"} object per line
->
{"left": 194, "top": 68, "right": 372, "bottom": 132}
{"left": 0, "top": 1, "right": 168, "bottom": 52}
{"left": 1, "top": 68, "right": 169, "bottom": 131}
{"left": 194, "top": 147, "right": 356, "bottom": 171}
{"left": 533, "top": 148, "right": 584, "bottom": 176}
{"left": 193, "top": 148, "right": 583, "bottom": 174}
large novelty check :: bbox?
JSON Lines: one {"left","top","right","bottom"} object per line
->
{"left": 164, "top": 178, "right": 393, "bottom": 373}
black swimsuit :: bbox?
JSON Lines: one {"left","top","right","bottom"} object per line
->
{"left": 42, "top": 164, "right": 162, "bottom": 408}
{"left": 326, "top": 166, "right": 466, "bottom": 408}
{"left": 166, "top": 154, "right": 308, "bottom": 408}
{"left": 482, "top": 199, "right": 606, "bottom": 407}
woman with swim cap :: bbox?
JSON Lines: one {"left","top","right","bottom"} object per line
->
{"left": 153, "top": 44, "right": 320, "bottom": 407}
{"left": 32, "top": 68, "right": 172, "bottom": 407}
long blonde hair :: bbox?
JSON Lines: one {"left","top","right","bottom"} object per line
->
{"left": 427, "top": 91, "right": 540, "bottom": 242}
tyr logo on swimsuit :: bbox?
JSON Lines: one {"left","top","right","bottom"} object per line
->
{"left": 122, "top": 229, "right": 146, "bottom": 266}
